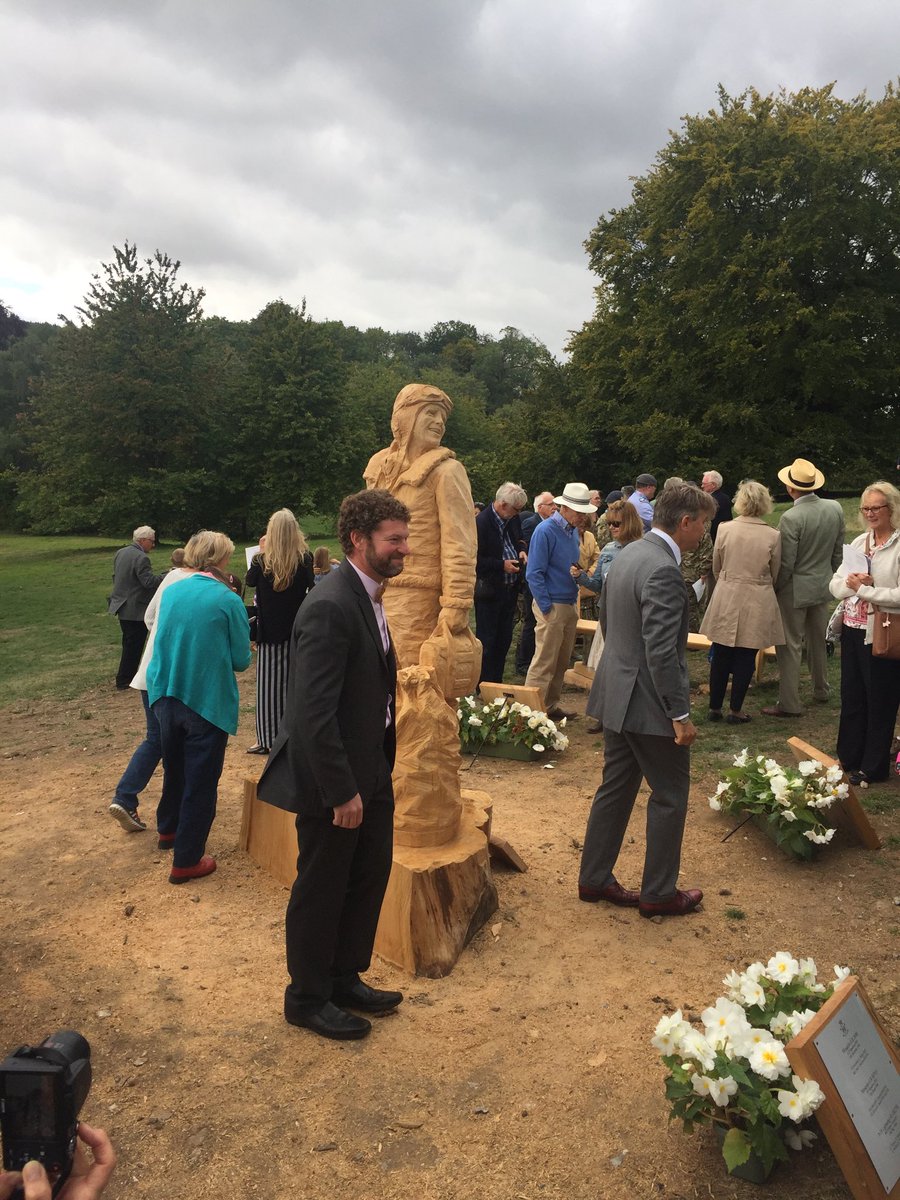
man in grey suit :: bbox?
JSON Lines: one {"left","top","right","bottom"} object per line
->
{"left": 108, "top": 525, "right": 164, "bottom": 689}
{"left": 762, "top": 458, "right": 844, "bottom": 717}
{"left": 579, "top": 483, "right": 716, "bottom": 918}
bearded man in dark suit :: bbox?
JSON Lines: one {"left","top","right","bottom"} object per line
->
{"left": 258, "top": 489, "right": 410, "bottom": 1041}
{"left": 579, "top": 483, "right": 716, "bottom": 918}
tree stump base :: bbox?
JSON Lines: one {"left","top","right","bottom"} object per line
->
{"left": 373, "top": 789, "right": 498, "bottom": 977}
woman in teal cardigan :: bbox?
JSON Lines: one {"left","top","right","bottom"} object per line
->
{"left": 146, "top": 530, "right": 252, "bottom": 883}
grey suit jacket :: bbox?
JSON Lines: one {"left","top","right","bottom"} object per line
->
{"left": 257, "top": 560, "right": 397, "bottom": 816}
{"left": 108, "top": 542, "right": 164, "bottom": 620}
{"left": 774, "top": 496, "right": 845, "bottom": 608}
{"left": 586, "top": 533, "right": 690, "bottom": 737}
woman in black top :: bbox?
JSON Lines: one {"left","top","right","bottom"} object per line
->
{"left": 245, "top": 509, "right": 314, "bottom": 753}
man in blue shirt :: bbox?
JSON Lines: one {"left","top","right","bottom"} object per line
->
{"left": 627, "top": 473, "right": 657, "bottom": 532}
{"left": 524, "top": 483, "right": 597, "bottom": 718}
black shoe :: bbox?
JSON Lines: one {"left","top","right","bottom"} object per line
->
{"left": 285, "top": 1001, "right": 371, "bottom": 1041}
{"left": 331, "top": 980, "right": 404, "bottom": 1014}
{"left": 108, "top": 802, "right": 148, "bottom": 832}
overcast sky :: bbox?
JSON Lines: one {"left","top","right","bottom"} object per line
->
{"left": 1, "top": 1, "right": 897, "bottom": 357}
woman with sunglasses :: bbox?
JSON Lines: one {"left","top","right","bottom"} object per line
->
{"left": 829, "top": 481, "right": 900, "bottom": 786}
{"left": 571, "top": 500, "right": 644, "bottom": 680}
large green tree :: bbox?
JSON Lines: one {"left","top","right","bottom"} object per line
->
{"left": 15, "top": 244, "right": 219, "bottom": 533}
{"left": 570, "top": 83, "right": 900, "bottom": 489}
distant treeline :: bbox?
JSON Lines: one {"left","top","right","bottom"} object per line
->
{"left": 2, "top": 84, "right": 897, "bottom": 535}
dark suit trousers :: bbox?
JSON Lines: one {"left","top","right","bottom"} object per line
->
{"left": 117, "top": 618, "right": 148, "bottom": 688}
{"left": 476, "top": 587, "right": 519, "bottom": 684}
{"left": 579, "top": 728, "right": 690, "bottom": 903}
{"left": 284, "top": 769, "right": 394, "bottom": 1014}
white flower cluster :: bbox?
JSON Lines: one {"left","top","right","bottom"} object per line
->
{"left": 708, "top": 752, "right": 842, "bottom": 846}
{"left": 652, "top": 952, "right": 847, "bottom": 1141}
{"left": 457, "top": 695, "right": 569, "bottom": 752}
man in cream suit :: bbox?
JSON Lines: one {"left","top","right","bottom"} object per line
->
{"left": 762, "top": 458, "right": 844, "bottom": 717}
{"left": 579, "top": 483, "right": 716, "bottom": 918}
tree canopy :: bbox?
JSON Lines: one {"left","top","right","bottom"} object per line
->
{"left": 569, "top": 83, "right": 900, "bottom": 489}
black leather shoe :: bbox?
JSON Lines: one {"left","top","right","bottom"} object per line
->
{"left": 331, "top": 980, "right": 404, "bottom": 1014}
{"left": 284, "top": 1001, "right": 371, "bottom": 1040}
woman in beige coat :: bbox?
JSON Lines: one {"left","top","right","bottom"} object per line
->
{"left": 700, "top": 481, "right": 784, "bottom": 723}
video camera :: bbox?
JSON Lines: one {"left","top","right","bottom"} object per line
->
{"left": 0, "top": 1031, "right": 91, "bottom": 1195}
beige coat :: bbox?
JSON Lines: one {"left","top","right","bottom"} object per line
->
{"left": 700, "top": 517, "right": 784, "bottom": 648}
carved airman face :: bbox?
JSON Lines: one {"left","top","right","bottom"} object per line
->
{"left": 408, "top": 403, "right": 447, "bottom": 457}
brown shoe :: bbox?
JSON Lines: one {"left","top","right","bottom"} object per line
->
{"left": 547, "top": 706, "right": 579, "bottom": 721}
{"left": 761, "top": 706, "right": 801, "bottom": 718}
{"left": 579, "top": 880, "right": 640, "bottom": 907}
{"left": 639, "top": 888, "right": 703, "bottom": 919}
{"left": 169, "top": 855, "right": 217, "bottom": 885}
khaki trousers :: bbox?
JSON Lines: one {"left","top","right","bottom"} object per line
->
{"left": 775, "top": 600, "right": 830, "bottom": 713}
{"left": 525, "top": 601, "right": 578, "bottom": 711}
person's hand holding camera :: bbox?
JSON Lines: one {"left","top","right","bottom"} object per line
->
{"left": 0, "top": 1123, "right": 115, "bottom": 1200}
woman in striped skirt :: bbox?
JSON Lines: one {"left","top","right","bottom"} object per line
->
{"left": 245, "top": 509, "right": 314, "bottom": 754}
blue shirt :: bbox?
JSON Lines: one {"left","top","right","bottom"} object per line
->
{"left": 525, "top": 511, "right": 579, "bottom": 613}
{"left": 628, "top": 490, "right": 654, "bottom": 531}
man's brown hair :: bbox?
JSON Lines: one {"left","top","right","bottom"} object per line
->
{"left": 338, "top": 490, "right": 411, "bottom": 555}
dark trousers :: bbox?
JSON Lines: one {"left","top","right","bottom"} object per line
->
{"left": 838, "top": 628, "right": 900, "bottom": 779}
{"left": 515, "top": 585, "right": 537, "bottom": 673}
{"left": 476, "top": 588, "right": 519, "bottom": 684}
{"left": 579, "top": 727, "right": 690, "bottom": 904}
{"left": 152, "top": 696, "right": 228, "bottom": 867}
{"left": 113, "top": 690, "right": 163, "bottom": 813}
{"left": 709, "top": 644, "right": 757, "bottom": 712}
{"left": 285, "top": 770, "right": 394, "bottom": 1013}
{"left": 117, "top": 618, "right": 148, "bottom": 688}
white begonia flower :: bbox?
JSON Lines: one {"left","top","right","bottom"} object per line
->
{"left": 731, "top": 1025, "right": 770, "bottom": 1058}
{"left": 798, "top": 760, "right": 819, "bottom": 777}
{"left": 745, "top": 961, "right": 765, "bottom": 983}
{"left": 715, "top": 780, "right": 730, "bottom": 796}
{"left": 558, "top": 717, "right": 567, "bottom": 728}
{"left": 782, "top": 810, "right": 797, "bottom": 822}
{"left": 739, "top": 978, "right": 766, "bottom": 1009}
{"left": 709, "top": 796, "right": 722, "bottom": 812}
{"left": 834, "top": 782, "right": 849, "bottom": 798}
{"left": 520, "top": 705, "right": 532, "bottom": 717}
{"left": 791, "top": 1008, "right": 818, "bottom": 1030}
{"left": 749, "top": 1039, "right": 792, "bottom": 1080}
{"left": 527, "top": 716, "right": 540, "bottom": 729}
{"left": 468, "top": 716, "right": 483, "bottom": 727}
{"left": 766, "top": 952, "right": 800, "bottom": 984}
{"left": 456, "top": 709, "right": 463, "bottom": 719}
{"left": 784, "top": 1127, "right": 817, "bottom": 1151}
{"left": 701, "top": 997, "right": 749, "bottom": 1048}
{"left": 769, "top": 1012, "right": 800, "bottom": 1039}
{"left": 797, "top": 957, "right": 817, "bottom": 984}
{"left": 533, "top": 743, "right": 545, "bottom": 752}
{"left": 764, "top": 758, "right": 780, "bottom": 773}
{"left": 733, "top": 749, "right": 749, "bottom": 767}
{"left": 770, "top": 774, "right": 791, "bottom": 805}
{"left": 803, "top": 828, "right": 835, "bottom": 844}
{"left": 825, "top": 764, "right": 843, "bottom": 784}
{"left": 833, "top": 965, "right": 851, "bottom": 983}
{"left": 780, "top": 1076, "right": 825, "bottom": 1119}
{"left": 722, "top": 970, "right": 744, "bottom": 1001}
{"left": 690, "top": 1073, "right": 711, "bottom": 1097}
{"left": 776, "top": 1088, "right": 805, "bottom": 1121}
{"left": 482, "top": 705, "right": 490, "bottom": 713}
{"left": 680, "top": 1029, "right": 716, "bottom": 1072}
{"left": 651, "top": 1010, "right": 692, "bottom": 1055}
{"left": 707, "top": 1075, "right": 739, "bottom": 1107}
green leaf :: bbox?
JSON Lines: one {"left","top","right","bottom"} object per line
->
{"left": 722, "top": 1127, "right": 752, "bottom": 1171}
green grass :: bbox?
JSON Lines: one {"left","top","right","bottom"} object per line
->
{"left": 0, "top": 531, "right": 342, "bottom": 707}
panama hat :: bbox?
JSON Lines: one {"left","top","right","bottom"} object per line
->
{"left": 777, "top": 458, "right": 825, "bottom": 492}
{"left": 553, "top": 482, "right": 597, "bottom": 513}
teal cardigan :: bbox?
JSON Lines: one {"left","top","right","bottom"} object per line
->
{"left": 146, "top": 574, "right": 252, "bottom": 734}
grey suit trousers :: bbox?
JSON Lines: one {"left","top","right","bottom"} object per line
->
{"left": 579, "top": 728, "right": 690, "bottom": 903}
{"left": 775, "top": 600, "right": 830, "bottom": 713}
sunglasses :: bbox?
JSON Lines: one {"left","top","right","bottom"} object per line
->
{"left": 608, "top": 520, "right": 622, "bottom": 528}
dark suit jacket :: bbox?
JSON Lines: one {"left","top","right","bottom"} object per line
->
{"left": 587, "top": 532, "right": 690, "bottom": 737}
{"left": 257, "top": 560, "right": 397, "bottom": 815}
{"left": 475, "top": 504, "right": 526, "bottom": 595}
{"left": 108, "top": 542, "right": 164, "bottom": 621}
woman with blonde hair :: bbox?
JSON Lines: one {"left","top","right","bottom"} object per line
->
{"left": 245, "top": 508, "right": 314, "bottom": 753}
{"left": 146, "top": 531, "right": 252, "bottom": 882}
{"left": 830, "top": 480, "right": 900, "bottom": 785}
{"left": 700, "top": 480, "right": 784, "bottom": 723}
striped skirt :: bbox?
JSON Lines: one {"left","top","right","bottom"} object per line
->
{"left": 255, "top": 640, "right": 291, "bottom": 750}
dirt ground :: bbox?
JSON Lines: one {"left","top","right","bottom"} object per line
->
{"left": 1, "top": 666, "right": 897, "bottom": 1200}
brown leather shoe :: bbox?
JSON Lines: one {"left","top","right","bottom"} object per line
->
{"left": 639, "top": 888, "right": 703, "bottom": 919}
{"left": 761, "top": 706, "right": 801, "bottom": 718}
{"left": 579, "top": 880, "right": 640, "bottom": 907}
